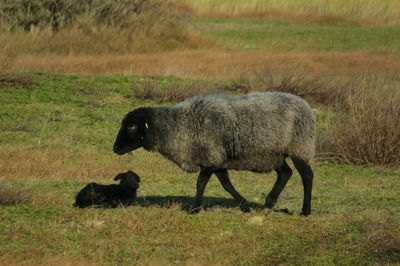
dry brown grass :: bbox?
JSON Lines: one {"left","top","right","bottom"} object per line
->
{"left": 0, "top": 146, "right": 125, "bottom": 181}
{"left": 2, "top": 50, "right": 400, "bottom": 80}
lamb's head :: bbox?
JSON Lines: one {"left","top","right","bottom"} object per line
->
{"left": 114, "top": 108, "right": 150, "bottom": 155}
{"left": 114, "top": 170, "right": 141, "bottom": 190}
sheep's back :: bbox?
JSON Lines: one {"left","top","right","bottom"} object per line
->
{"left": 162, "top": 92, "right": 315, "bottom": 172}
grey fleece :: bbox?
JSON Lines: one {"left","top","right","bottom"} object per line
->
{"left": 144, "top": 92, "right": 316, "bottom": 173}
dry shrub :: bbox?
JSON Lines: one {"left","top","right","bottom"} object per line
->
{"left": 0, "top": 181, "right": 32, "bottom": 206}
{"left": 256, "top": 68, "right": 352, "bottom": 107}
{"left": 132, "top": 77, "right": 251, "bottom": 103}
{"left": 0, "top": 0, "right": 173, "bottom": 32}
{"left": 0, "top": 0, "right": 213, "bottom": 55}
{"left": 0, "top": 73, "right": 37, "bottom": 88}
{"left": 318, "top": 83, "right": 400, "bottom": 168}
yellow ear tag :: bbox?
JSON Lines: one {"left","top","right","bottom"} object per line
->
{"left": 145, "top": 123, "right": 149, "bottom": 129}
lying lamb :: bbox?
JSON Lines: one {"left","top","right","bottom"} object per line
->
{"left": 74, "top": 170, "right": 140, "bottom": 208}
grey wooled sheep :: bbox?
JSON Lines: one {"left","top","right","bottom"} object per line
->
{"left": 114, "top": 92, "right": 316, "bottom": 215}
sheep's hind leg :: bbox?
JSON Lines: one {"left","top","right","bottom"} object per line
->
{"left": 291, "top": 157, "right": 313, "bottom": 216}
{"left": 189, "top": 167, "right": 213, "bottom": 214}
{"left": 215, "top": 169, "right": 251, "bottom": 213}
{"left": 264, "top": 160, "right": 293, "bottom": 210}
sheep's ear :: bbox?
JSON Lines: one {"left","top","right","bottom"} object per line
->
{"left": 126, "top": 124, "right": 138, "bottom": 134}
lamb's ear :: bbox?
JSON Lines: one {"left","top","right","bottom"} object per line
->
{"left": 114, "top": 173, "right": 124, "bottom": 181}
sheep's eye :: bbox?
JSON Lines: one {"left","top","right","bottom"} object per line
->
{"left": 126, "top": 124, "right": 138, "bottom": 134}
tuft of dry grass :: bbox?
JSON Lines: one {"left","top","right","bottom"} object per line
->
{"left": 0, "top": 180, "right": 32, "bottom": 206}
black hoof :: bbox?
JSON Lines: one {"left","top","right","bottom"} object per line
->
{"left": 264, "top": 203, "right": 274, "bottom": 209}
{"left": 264, "top": 200, "right": 276, "bottom": 209}
{"left": 264, "top": 197, "right": 276, "bottom": 209}
{"left": 240, "top": 204, "right": 251, "bottom": 213}
{"left": 300, "top": 210, "right": 311, "bottom": 216}
{"left": 188, "top": 207, "right": 202, "bottom": 214}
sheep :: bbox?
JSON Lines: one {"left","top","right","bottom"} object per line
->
{"left": 113, "top": 92, "right": 316, "bottom": 215}
{"left": 74, "top": 170, "right": 140, "bottom": 208}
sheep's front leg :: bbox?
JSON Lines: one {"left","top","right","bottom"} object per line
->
{"left": 189, "top": 167, "right": 213, "bottom": 214}
{"left": 215, "top": 169, "right": 251, "bottom": 213}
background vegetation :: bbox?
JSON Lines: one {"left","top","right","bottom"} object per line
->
{"left": 1, "top": 0, "right": 399, "bottom": 264}
{"left": 0, "top": 73, "right": 399, "bottom": 265}
{"left": 181, "top": 0, "right": 400, "bottom": 25}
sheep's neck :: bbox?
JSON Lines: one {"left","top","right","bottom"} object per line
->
{"left": 146, "top": 107, "right": 179, "bottom": 155}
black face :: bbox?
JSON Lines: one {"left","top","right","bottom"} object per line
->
{"left": 113, "top": 108, "right": 148, "bottom": 155}
{"left": 114, "top": 170, "right": 141, "bottom": 190}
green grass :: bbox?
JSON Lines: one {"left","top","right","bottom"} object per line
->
{"left": 180, "top": 0, "right": 400, "bottom": 25}
{"left": 187, "top": 17, "right": 400, "bottom": 52}
{"left": 1, "top": 73, "right": 399, "bottom": 265}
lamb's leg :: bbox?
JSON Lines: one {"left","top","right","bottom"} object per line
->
{"left": 189, "top": 167, "right": 213, "bottom": 214}
{"left": 264, "top": 160, "right": 293, "bottom": 209}
{"left": 291, "top": 157, "right": 313, "bottom": 216}
{"left": 215, "top": 169, "right": 251, "bottom": 213}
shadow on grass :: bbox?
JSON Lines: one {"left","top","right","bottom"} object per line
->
{"left": 135, "top": 195, "right": 293, "bottom": 214}
{"left": 136, "top": 195, "right": 242, "bottom": 211}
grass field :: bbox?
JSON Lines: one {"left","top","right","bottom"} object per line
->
{"left": 188, "top": 17, "right": 400, "bottom": 52}
{"left": 0, "top": 73, "right": 399, "bottom": 265}
{"left": 1, "top": 1, "right": 400, "bottom": 264}
{"left": 181, "top": 0, "right": 400, "bottom": 25}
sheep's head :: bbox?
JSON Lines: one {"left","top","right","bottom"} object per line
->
{"left": 114, "top": 170, "right": 141, "bottom": 190}
{"left": 114, "top": 108, "right": 150, "bottom": 155}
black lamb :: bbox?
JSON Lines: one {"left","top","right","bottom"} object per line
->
{"left": 74, "top": 170, "right": 140, "bottom": 208}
